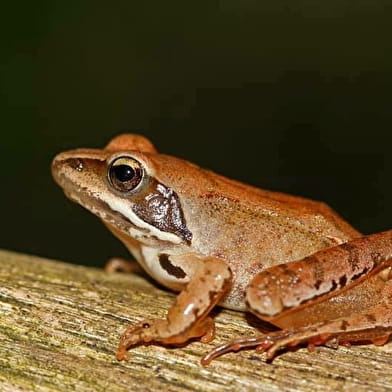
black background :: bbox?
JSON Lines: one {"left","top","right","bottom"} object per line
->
{"left": 2, "top": 1, "right": 392, "bottom": 267}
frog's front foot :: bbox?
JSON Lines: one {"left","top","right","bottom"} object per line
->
{"left": 117, "top": 316, "right": 216, "bottom": 361}
{"left": 116, "top": 319, "right": 158, "bottom": 360}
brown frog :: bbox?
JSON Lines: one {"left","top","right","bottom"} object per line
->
{"left": 51, "top": 134, "right": 392, "bottom": 365}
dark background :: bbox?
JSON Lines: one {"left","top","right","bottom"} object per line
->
{"left": 2, "top": 1, "right": 392, "bottom": 267}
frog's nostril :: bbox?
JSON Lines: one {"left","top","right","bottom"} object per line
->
{"left": 68, "top": 158, "right": 84, "bottom": 172}
{"left": 51, "top": 153, "right": 83, "bottom": 173}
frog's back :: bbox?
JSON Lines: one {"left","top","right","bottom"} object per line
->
{"left": 151, "top": 153, "right": 360, "bottom": 250}
{"left": 161, "top": 162, "right": 361, "bottom": 310}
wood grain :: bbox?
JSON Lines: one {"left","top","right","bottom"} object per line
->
{"left": 0, "top": 249, "right": 391, "bottom": 392}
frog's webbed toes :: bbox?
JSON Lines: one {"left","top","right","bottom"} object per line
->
{"left": 202, "top": 322, "right": 360, "bottom": 365}
{"left": 201, "top": 336, "right": 263, "bottom": 365}
{"left": 201, "top": 331, "right": 291, "bottom": 365}
{"left": 262, "top": 328, "right": 333, "bottom": 359}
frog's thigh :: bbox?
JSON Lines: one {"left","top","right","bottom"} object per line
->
{"left": 246, "top": 230, "right": 392, "bottom": 329}
{"left": 270, "top": 273, "right": 388, "bottom": 329}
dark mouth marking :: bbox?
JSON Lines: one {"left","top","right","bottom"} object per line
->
{"left": 159, "top": 254, "right": 187, "bottom": 279}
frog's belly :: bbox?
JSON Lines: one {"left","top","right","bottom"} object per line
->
{"left": 219, "top": 289, "right": 247, "bottom": 311}
{"left": 218, "top": 269, "right": 252, "bottom": 311}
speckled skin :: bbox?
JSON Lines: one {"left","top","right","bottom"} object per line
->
{"left": 52, "top": 134, "right": 392, "bottom": 364}
{"left": 152, "top": 153, "right": 363, "bottom": 310}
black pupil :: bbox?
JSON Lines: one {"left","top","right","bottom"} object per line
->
{"left": 113, "top": 164, "right": 135, "bottom": 182}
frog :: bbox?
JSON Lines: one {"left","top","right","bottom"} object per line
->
{"left": 51, "top": 134, "right": 392, "bottom": 365}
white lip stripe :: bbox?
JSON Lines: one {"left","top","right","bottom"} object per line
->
{"left": 101, "top": 193, "right": 183, "bottom": 244}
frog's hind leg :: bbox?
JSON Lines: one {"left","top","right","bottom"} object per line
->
{"left": 202, "top": 230, "right": 392, "bottom": 365}
{"left": 201, "top": 276, "right": 392, "bottom": 365}
{"left": 262, "top": 284, "right": 392, "bottom": 359}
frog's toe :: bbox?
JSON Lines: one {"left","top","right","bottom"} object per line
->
{"left": 116, "top": 346, "right": 130, "bottom": 361}
{"left": 201, "top": 330, "right": 305, "bottom": 365}
{"left": 264, "top": 330, "right": 332, "bottom": 359}
{"left": 116, "top": 319, "right": 158, "bottom": 359}
{"left": 201, "top": 335, "right": 276, "bottom": 365}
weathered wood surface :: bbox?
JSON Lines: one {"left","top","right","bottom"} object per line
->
{"left": 0, "top": 249, "right": 392, "bottom": 392}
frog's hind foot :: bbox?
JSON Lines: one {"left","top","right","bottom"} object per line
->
{"left": 200, "top": 331, "right": 291, "bottom": 365}
{"left": 105, "top": 257, "right": 141, "bottom": 273}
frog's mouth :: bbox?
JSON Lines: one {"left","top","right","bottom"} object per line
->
{"left": 59, "top": 175, "right": 142, "bottom": 232}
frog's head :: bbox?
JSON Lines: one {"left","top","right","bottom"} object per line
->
{"left": 51, "top": 134, "right": 193, "bottom": 246}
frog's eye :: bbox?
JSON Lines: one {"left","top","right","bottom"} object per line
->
{"left": 108, "top": 156, "right": 144, "bottom": 192}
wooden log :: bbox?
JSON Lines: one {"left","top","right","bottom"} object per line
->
{"left": 0, "top": 249, "right": 392, "bottom": 391}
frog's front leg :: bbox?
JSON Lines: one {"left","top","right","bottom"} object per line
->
{"left": 116, "top": 255, "right": 232, "bottom": 361}
{"left": 202, "top": 230, "right": 392, "bottom": 364}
